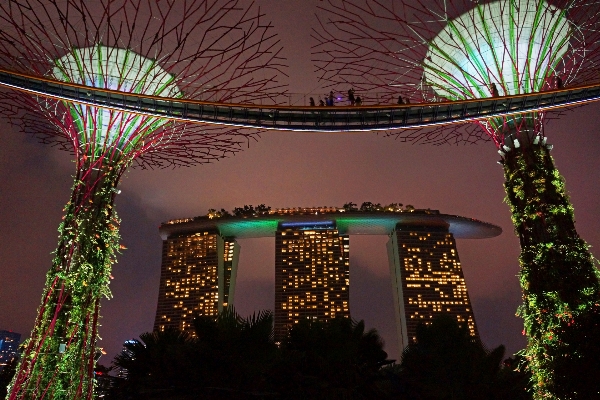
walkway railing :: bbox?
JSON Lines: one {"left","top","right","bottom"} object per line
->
{"left": 1, "top": 68, "right": 599, "bottom": 132}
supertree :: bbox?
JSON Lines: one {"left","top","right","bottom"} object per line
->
{"left": 0, "top": 1, "right": 286, "bottom": 399}
{"left": 313, "top": 1, "right": 600, "bottom": 398}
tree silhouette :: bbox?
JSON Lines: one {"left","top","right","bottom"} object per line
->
{"left": 0, "top": 357, "right": 19, "bottom": 398}
{"left": 109, "top": 309, "right": 278, "bottom": 399}
{"left": 343, "top": 202, "right": 358, "bottom": 212}
{"left": 105, "top": 312, "right": 533, "bottom": 399}
{"left": 110, "top": 329, "right": 200, "bottom": 399}
{"left": 396, "top": 315, "right": 531, "bottom": 399}
{"left": 270, "top": 317, "right": 390, "bottom": 399}
{"left": 192, "top": 307, "right": 277, "bottom": 396}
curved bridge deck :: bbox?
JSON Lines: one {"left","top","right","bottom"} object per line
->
{"left": 1, "top": 68, "right": 599, "bottom": 132}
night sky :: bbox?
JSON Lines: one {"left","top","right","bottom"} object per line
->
{"left": 1, "top": 0, "right": 599, "bottom": 364}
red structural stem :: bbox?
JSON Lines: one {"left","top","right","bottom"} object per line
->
{"left": 33, "top": 284, "right": 69, "bottom": 398}
{"left": 8, "top": 277, "right": 59, "bottom": 400}
{"left": 9, "top": 163, "right": 123, "bottom": 399}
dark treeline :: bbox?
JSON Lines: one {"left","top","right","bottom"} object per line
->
{"left": 0, "top": 357, "right": 19, "bottom": 398}
{"left": 89, "top": 311, "right": 531, "bottom": 399}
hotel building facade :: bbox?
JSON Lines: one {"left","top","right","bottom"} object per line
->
{"left": 153, "top": 230, "right": 240, "bottom": 333}
{"left": 387, "top": 222, "right": 478, "bottom": 349}
{"left": 275, "top": 222, "right": 350, "bottom": 340}
{"left": 154, "top": 206, "right": 500, "bottom": 348}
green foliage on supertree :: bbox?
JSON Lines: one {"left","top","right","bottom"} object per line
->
{"left": 503, "top": 144, "right": 600, "bottom": 399}
{"left": 8, "top": 168, "right": 123, "bottom": 400}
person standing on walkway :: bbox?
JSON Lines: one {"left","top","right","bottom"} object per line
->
{"left": 490, "top": 82, "right": 500, "bottom": 97}
{"left": 556, "top": 76, "right": 564, "bottom": 89}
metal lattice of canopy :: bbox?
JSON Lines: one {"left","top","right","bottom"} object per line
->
{"left": 0, "top": 0, "right": 288, "bottom": 169}
{"left": 312, "top": 0, "right": 600, "bottom": 146}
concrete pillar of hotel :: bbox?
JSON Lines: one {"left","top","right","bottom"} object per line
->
{"left": 217, "top": 236, "right": 240, "bottom": 312}
{"left": 387, "top": 232, "right": 409, "bottom": 353}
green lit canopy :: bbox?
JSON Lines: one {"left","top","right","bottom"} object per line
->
{"left": 424, "top": 0, "right": 570, "bottom": 100}
{"left": 50, "top": 45, "right": 181, "bottom": 153}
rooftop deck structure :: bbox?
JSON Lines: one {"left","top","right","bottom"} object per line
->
{"left": 159, "top": 208, "right": 502, "bottom": 239}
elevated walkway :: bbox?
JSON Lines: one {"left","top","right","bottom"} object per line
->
{"left": 1, "top": 68, "right": 599, "bottom": 132}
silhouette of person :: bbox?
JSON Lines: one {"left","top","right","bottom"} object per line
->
{"left": 397, "top": 95, "right": 404, "bottom": 105}
{"left": 490, "top": 83, "right": 500, "bottom": 97}
{"left": 348, "top": 88, "right": 355, "bottom": 105}
{"left": 556, "top": 76, "right": 564, "bottom": 89}
{"left": 329, "top": 91, "right": 335, "bottom": 106}
{"left": 319, "top": 99, "right": 325, "bottom": 106}
{"left": 355, "top": 96, "right": 362, "bottom": 106}
{"left": 309, "top": 97, "right": 315, "bottom": 106}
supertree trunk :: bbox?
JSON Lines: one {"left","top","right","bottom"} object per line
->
{"left": 503, "top": 142, "right": 600, "bottom": 399}
{"left": 8, "top": 163, "right": 125, "bottom": 400}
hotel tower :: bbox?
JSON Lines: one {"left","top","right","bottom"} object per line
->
{"left": 387, "top": 222, "right": 478, "bottom": 350}
{"left": 154, "top": 229, "right": 240, "bottom": 333}
{"left": 274, "top": 221, "right": 350, "bottom": 340}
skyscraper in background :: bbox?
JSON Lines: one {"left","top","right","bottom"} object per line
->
{"left": 387, "top": 222, "right": 478, "bottom": 350}
{"left": 0, "top": 330, "right": 21, "bottom": 371}
{"left": 274, "top": 221, "right": 350, "bottom": 341}
{"left": 154, "top": 230, "right": 240, "bottom": 333}
{"left": 155, "top": 206, "right": 499, "bottom": 349}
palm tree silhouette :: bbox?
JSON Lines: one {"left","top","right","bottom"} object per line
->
{"left": 397, "top": 315, "right": 530, "bottom": 400}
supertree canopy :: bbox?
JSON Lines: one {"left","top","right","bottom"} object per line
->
{"left": 0, "top": 1, "right": 286, "bottom": 399}
{"left": 422, "top": 0, "right": 569, "bottom": 140}
{"left": 50, "top": 44, "right": 182, "bottom": 155}
{"left": 313, "top": 1, "right": 600, "bottom": 398}
{"left": 423, "top": 0, "right": 571, "bottom": 99}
